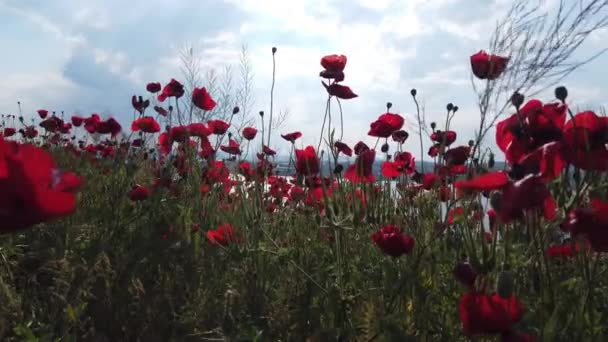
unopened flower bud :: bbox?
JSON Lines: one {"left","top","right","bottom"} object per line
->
{"left": 272, "top": 47, "right": 277, "bottom": 54}
{"left": 468, "top": 139, "right": 475, "bottom": 147}
{"left": 447, "top": 103, "right": 454, "bottom": 112}
{"left": 555, "top": 86, "right": 568, "bottom": 102}
{"left": 410, "top": 88, "right": 417, "bottom": 97}
{"left": 333, "top": 164, "right": 343, "bottom": 174}
{"left": 232, "top": 106, "right": 240, "bottom": 115}
{"left": 488, "top": 152, "right": 495, "bottom": 168}
{"left": 453, "top": 106, "right": 459, "bottom": 113}
{"left": 430, "top": 122, "right": 436, "bottom": 130}
{"left": 511, "top": 92, "right": 525, "bottom": 108}
{"left": 386, "top": 102, "right": 392, "bottom": 110}
{"left": 381, "top": 143, "right": 389, "bottom": 153}
{"left": 259, "top": 110, "right": 264, "bottom": 117}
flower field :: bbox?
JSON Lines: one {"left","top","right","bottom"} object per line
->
{"left": 2, "top": 3, "right": 608, "bottom": 341}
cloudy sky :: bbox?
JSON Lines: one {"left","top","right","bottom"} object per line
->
{"left": 1, "top": 0, "right": 606, "bottom": 158}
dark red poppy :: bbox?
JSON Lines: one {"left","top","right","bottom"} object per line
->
{"left": 131, "top": 116, "right": 160, "bottom": 133}
{"left": 154, "top": 106, "right": 168, "bottom": 116}
{"left": 353, "top": 141, "right": 369, "bottom": 155}
{"left": 371, "top": 224, "right": 415, "bottom": 257}
{"left": 242, "top": 127, "right": 258, "bottom": 140}
{"left": 421, "top": 173, "right": 439, "bottom": 190}
{"left": 516, "top": 141, "right": 565, "bottom": 181}
{"left": 345, "top": 149, "right": 375, "bottom": 183}
{"left": 453, "top": 262, "right": 478, "bottom": 290}
{"left": 84, "top": 114, "right": 100, "bottom": 134}
{"left": 146, "top": 82, "right": 162, "bottom": 93}
{"left": 158, "top": 79, "right": 185, "bottom": 102}
{"left": 382, "top": 152, "right": 415, "bottom": 178}
{"left": 368, "top": 112, "right": 405, "bottom": 138}
{"left": 281, "top": 131, "right": 302, "bottom": 143}
{"left": 561, "top": 198, "right": 608, "bottom": 252}
{"left": 187, "top": 123, "right": 212, "bottom": 137}
{"left": 0, "top": 138, "right": 81, "bottom": 233}
{"left": 95, "top": 118, "right": 122, "bottom": 136}
{"left": 263, "top": 145, "right": 276, "bottom": 156}
{"left": 455, "top": 172, "right": 509, "bottom": 192}
{"left": 192, "top": 87, "right": 217, "bottom": 111}
{"left": 22, "top": 126, "right": 38, "bottom": 138}
{"left": 334, "top": 141, "right": 353, "bottom": 156}
{"left": 470, "top": 50, "right": 509, "bottom": 80}
{"left": 320, "top": 54, "right": 347, "bottom": 72}
{"left": 40, "top": 116, "right": 64, "bottom": 132}
{"left": 2, "top": 128, "right": 16, "bottom": 137}
{"left": 391, "top": 130, "right": 409, "bottom": 143}
{"left": 220, "top": 138, "right": 241, "bottom": 155}
{"left": 496, "top": 99, "right": 567, "bottom": 165}
{"left": 199, "top": 136, "right": 215, "bottom": 158}
{"left": 322, "top": 82, "right": 358, "bottom": 99}
{"left": 295, "top": 146, "right": 319, "bottom": 175}
{"left": 131, "top": 95, "right": 149, "bottom": 114}
{"left": 208, "top": 120, "right": 230, "bottom": 135}
{"left": 445, "top": 146, "right": 471, "bottom": 165}
{"left": 207, "top": 223, "right": 234, "bottom": 246}
{"left": 37, "top": 109, "right": 49, "bottom": 119}
{"left": 547, "top": 242, "right": 587, "bottom": 258}
{"left": 428, "top": 144, "right": 440, "bottom": 157}
{"left": 431, "top": 130, "right": 457, "bottom": 146}
{"left": 459, "top": 292, "right": 524, "bottom": 335}
{"left": 496, "top": 174, "right": 556, "bottom": 223}
{"left": 71, "top": 116, "right": 84, "bottom": 127}
{"left": 562, "top": 111, "right": 608, "bottom": 171}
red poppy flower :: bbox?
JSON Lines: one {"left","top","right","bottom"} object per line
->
{"left": 470, "top": 50, "right": 509, "bottom": 80}
{"left": 320, "top": 54, "right": 347, "bottom": 72}
{"left": 561, "top": 198, "right": 608, "bottom": 252}
{"left": 146, "top": 82, "right": 162, "bottom": 93}
{"left": 445, "top": 146, "right": 471, "bottom": 165}
{"left": 37, "top": 109, "right": 49, "bottom": 119}
{"left": 428, "top": 144, "right": 440, "bottom": 157}
{"left": 562, "top": 111, "right": 608, "bottom": 171}
{"left": 368, "top": 112, "right": 405, "bottom": 138}
{"left": 192, "top": 87, "right": 217, "bottom": 111}
{"left": 371, "top": 224, "right": 415, "bottom": 257}
{"left": 242, "top": 127, "right": 258, "bottom": 140}
{"left": 281, "top": 131, "right": 302, "bottom": 143}
{"left": 496, "top": 174, "right": 556, "bottom": 223}
{"left": 84, "top": 114, "right": 100, "bottom": 134}
{"left": 263, "top": 145, "right": 276, "bottom": 156}
{"left": 547, "top": 242, "right": 587, "bottom": 258}
{"left": 207, "top": 223, "right": 234, "bottom": 246}
{"left": 334, "top": 141, "right": 353, "bottom": 156}
{"left": 131, "top": 95, "right": 149, "bottom": 114}
{"left": 353, "top": 141, "right": 369, "bottom": 155}
{"left": 382, "top": 152, "right": 415, "bottom": 178}
{"left": 391, "top": 130, "right": 409, "bottom": 143}
{"left": 199, "top": 136, "right": 215, "bottom": 158}
{"left": 207, "top": 120, "right": 230, "bottom": 135}
{"left": 0, "top": 138, "right": 81, "bottom": 233}
{"left": 322, "top": 82, "right": 358, "bottom": 99}
{"left": 71, "top": 116, "right": 84, "bottom": 127}
{"left": 421, "top": 173, "right": 439, "bottom": 190}
{"left": 448, "top": 207, "right": 465, "bottom": 224}
{"left": 295, "top": 146, "right": 319, "bottom": 175}
{"left": 516, "top": 141, "right": 565, "bottom": 181}
{"left": 459, "top": 292, "right": 524, "bottom": 335}
{"left": 345, "top": 149, "right": 375, "bottom": 183}
{"left": 2, "top": 128, "right": 16, "bottom": 137}
{"left": 131, "top": 116, "right": 160, "bottom": 133}
{"left": 455, "top": 171, "right": 509, "bottom": 192}
{"left": 40, "top": 116, "right": 64, "bottom": 132}
{"left": 158, "top": 79, "right": 185, "bottom": 102}
{"left": 431, "top": 130, "right": 457, "bottom": 146}
{"left": 95, "top": 118, "right": 122, "bottom": 136}
{"left": 220, "top": 138, "right": 241, "bottom": 155}
{"left": 187, "top": 123, "right": 212, "bottom": 137}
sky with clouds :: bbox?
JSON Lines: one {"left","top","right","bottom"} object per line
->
{"left": 1, "top": 0, "right": 607, "bottom": 158}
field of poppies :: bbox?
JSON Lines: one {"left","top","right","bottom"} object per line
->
{"left": 3, "top": 9, "right": 608, "bottom": 340}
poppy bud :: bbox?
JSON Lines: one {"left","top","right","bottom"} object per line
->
{"left": 555, "top": 86, "right": 568, "bottom": 102}
{"left": 19, "top": 116, "right": 24, "bottom": 122}
{"left": 259, "top": 110, "right": 264, "bottom": 117}
{"left": 410, "top": 88, "right": 417, "bottom": 97}
{"left": 453, "top": 106, "right": 459, "bottom": 113}
{"left": 381, "top": 143, "right": 389, "bottom": 153}
{"left": 488, "top": 152, "right": 495, "bottom": 168}
{"left": 496, "top": 270, "right": 514, "bottom": 299}
{"left": 446, "top": 103, "right": 454, "bottom": 112}
{"left": 430, "top": 122, "right": 436, "bottom": 130}
{"left": 468, "top": 140, "right": 475, "bottom": 147}
{"left": 386, "top": 102, "right": 392, "bottom": 110}
{"left": 168, "top": 106, "right": 173, "bottom": 111}
{"left": 272, "top": 46, "right": 277, "bottom": 54}
{"left": 511, "top": 91, "right": 524, "bottom": 108}
{"left": 333, "top": 164, "right": 343, "bottom": 174}
{"left": 232, "top": 106, "right": 240, "bottom": 115}
{"left": 228, "top": 132, "right": 232, "bottom": 138}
